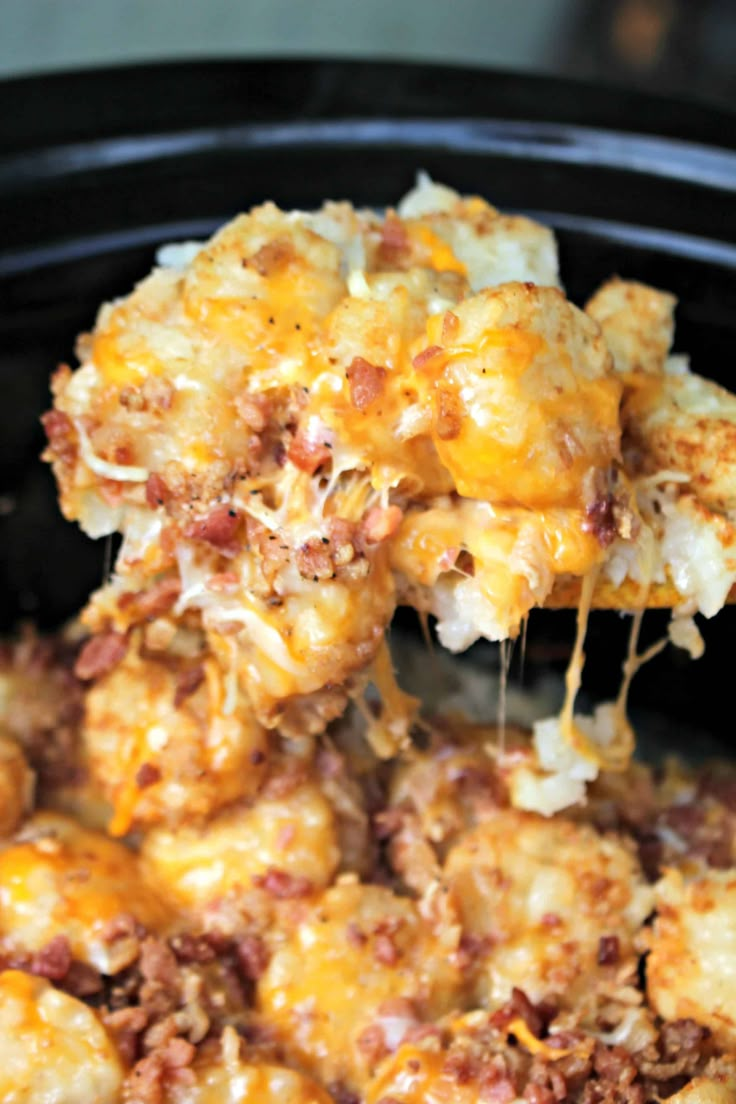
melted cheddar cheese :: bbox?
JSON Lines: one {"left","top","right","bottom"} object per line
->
{"left": 0, "top": 813, "right": 169, "bottom": 972}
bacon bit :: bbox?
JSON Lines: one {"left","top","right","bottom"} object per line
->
{"left": 118, "top": 577, "right": 181, "bottom": 622}
{"left": 435, "top": 387, "right": 463, "bottom": 441}
{"left": 491, "top": 988, "right": 548, "bottom": 1039}
{"left": 442, "top": 310, "right": 460, "bottom": 341}
{"left": 346, "top": 921, "right": 368, "bottom": 948}
{"left": 356, "top": 1024, "right": 388, "bottom": 1065}
{"left": 523, "top": 1082, "right": 557, "bottom": 1104}
{"left": 597, "top": 934, "right": 620, "bottom": 966}
{"left": 166, "top": 1036, "right": 196, "bottom": 1069}
{"left": 252, "top": 868, "right": 314, "bottom": 899}
{"left": 443, "top": 1052, "right": 478, "bottom": 1085}
{"left": 102, "top": 912, "right": 144, "bottom": 943}
{"left": 74, "top": 630, "right": 128, "bottom": 680}
{"left": 173, "top": 664, "right": 205, "bottom": 708}
{"left": 104, "top": 1006, "right": 148, "bottom": 1065}
{"left": 296, "top": 538, "right": 334, "bottom": 581}
{"left": 361, "top": 505, "right": 403, "bottom": 544}
{"left": 346, "top": 357, "right": 387, "bottom": 412}
{"left": 455, "top": 932, "right": 495, "bottom": 971}
{"left": 288, "top": 427, "right": 332, "bottom": 474}
{"left": 592, "top": 1042, "right": 638, "bottom": 1086}
{"left": 249, "top": 239, "right": 294, "bottom": 276}
{"left": 41, "top": 409, "right": 77, "bottom": 464}
{"left": 412, "top": 345, "right": 445, "bottom": 372}
{"left": 30, "top": 935, "right": 72, "bottom": 981}
{"left": 145, "top": 472, "right": 170, "bottom": 509}
{"left": 136, "top": 762, "right": 162, "bottom": 789}
{"left": 235, "top": 392, "right": 271, "bottom": 432}
{"left": 378, "top": 214, "right": 410, "bottom": 265}
{"left": 62, "top": 960, "right": 103, "bottom": 998}
{"left": 184, "top": 504, "right": 241, "bottom": 548}
{"left": 169, "top": 933, "right": 221, "bottom": 963}
{"left": 114, "top": 444, "right": 134, "bottom": 465}
{"left": 140, "top": 937, "right": 179, "bottom": 989}
{"left": 582, "top": 492, "right": 618, "bottom": 548}
{"left": 236, "top": 934, "right": 270, "bottom": 980}
{"left": 373, "top": 926, "right": 402, "bottom": 967}
{"left": 541, "top": 912, "right": 562, "bottom": 929}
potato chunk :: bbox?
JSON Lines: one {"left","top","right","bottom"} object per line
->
{"left": 141, "top": 777, "right": 340, "bottom": 911}
{"left": 0, "top": 970, "right": 122, "bottom": 1103}
{"left": 83, "top": 639, "right": 268, "bottom": 835}
{"left": 444, "top": 809, "right": 653, "bottom": 1016}
{"left": 257, "top": 883, "right": 464, "bottom": 1090}
{"left": 0, "top": 813, "right": 169, "bottom": 973}
{"left": 586, "top": 277, "right": 676, "bottom": 377}
{"left": 648, "top": 869, "right": 736, "bottom": 1050}
{"left": 420, "top": 283, "right": 622, "bottom": 509}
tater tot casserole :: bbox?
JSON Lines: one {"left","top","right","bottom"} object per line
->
{"left": 1, "top": 177, "right": 735, "bottom": 1103}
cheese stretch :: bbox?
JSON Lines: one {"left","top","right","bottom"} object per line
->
{"left": 42, "top": 177, "right": 736, "bottom": 823}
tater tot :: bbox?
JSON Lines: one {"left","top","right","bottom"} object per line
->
{"left": 0, "top": 813, "right": 169, "bottom": 973}
{"left": 648, "top": 869, "right": 736, "bottom": 1051}
{"left": 0, "top": 970, "right": 123, "bottom": 1104}
{"left": 443, "top": 808, "right": 653, "bottom": 1016}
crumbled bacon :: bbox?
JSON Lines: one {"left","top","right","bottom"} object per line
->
{"left": 136, "top": 762, "right": 162, "bottom": 789}
{"left": 491, "top": 988, "right": 551, "bottom": 1039}
{"left": 252, "top": 868, "right": 314, "bottom": 899}
{"left": 236, "top": 934, "right": 270, "bottom": 980}
{"left": 62, "top": 960, "right": 103, "bottom": 998}
{"left": 296, "top": 539, "right": 335, "bottom": 581}
{"left": 184, "top": 504, "right": 241, "bottom": 548}
{"left": 173, "top": 664, "right": 205, "bottom": 709}
{"left": 288, "top": 427, "right": 332, "bottom": 474}
{"left": 442, "top": 310, "right": 460, "bottom": 341}
{"left": 235, "top": 392, "right": 271, "bottom": 432}
{"left": 104, "top": 1006, "right": 148, "bottom": 1065}
{"left": 597, "top": 934, "right": 620, "bottom": 966}
{"left": 118, "top": 577, "right": 181, "bottom": 622}
{"left": 249, "top": 239, "right": 294, "bottom": 276}
{"left": 372, "top": 918, "right": 404, "bottom": 967}
{"left": 139, "top": 937, "right": 180, "bottom": 990}
{"left": 412, "top": 345, "right": 445, "bottom": 372}
{"left": 582, "top": 493, "right": 618, "bottom": 548}
{"left": 30, "top": 935, "right": 72, "bottom": 981}
{"left": 41, "top": 408, "right": 77, "bottom": 464}
{"left": 74, "top": 630, "right": 128, "bottom": 680}
{"left": 361, "top": 505, "right": 403, "bottom": 544}
{"left": 592, "top": 1042, "right": 640, "bottom": 1092}
{"left": 127, "top": 1037, "right": 196, "bottom": 1104}
{"left": 145, "top": 472, "right": 170, "bottom": 509}
{"left": 378, "top": 214, "right": 410, "bottom": 265}
{"left": 356, "top": 1023, "right": 388, "bottom": 1066}
{"left": 347, "top": 357, "right": 387, "bottom": 412}
{"left": 102, "top": 912, "right": 145, "bottom": 944}
{"left": 435, "top": 387, "right": 463, "bottom": 440}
